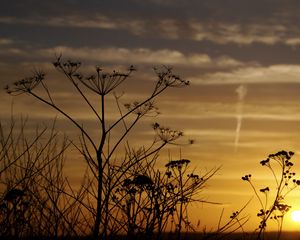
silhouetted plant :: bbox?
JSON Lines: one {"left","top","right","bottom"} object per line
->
{"left": 242, "top": 150, "right": 300, "bottom": 240}
{"left": 6, "top": 56, "right": 193, "bottom": 239}
{"left": 200, "top": 199, "right": 250, "bottom": 240}
{"left": 111, "top": 153, "right": 218, "bottom": 240}
{"left": 0, "top": 118, "right": 84, "bottom": 238}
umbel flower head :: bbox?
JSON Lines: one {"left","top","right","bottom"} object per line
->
{"left": 53, "top": 56, "right": 135, "bottom": 95}
{"left": 241, "top": 174, "right": 251, "bottom": 181}
{"left": 260, "top": 150, "right": 295, "bottom": 167}
{"left": 152, "top": 122, "right": 183, "bottom": 143}
{"left": 124, "top": 100, "right": 159, "bottom": 116}
{"left": 153, "top": 66, "right": 190, "bottom": 89}
{"left": 5, "top": 70, "right": 45, "bottom": 95}
{"left": 259, "top": 187, "right": 270, "bottom": 193}
{"left": 165, "top": 159, "right": 191, "bottom": 169}
{"left": 132, "top": 175, "right": 154, "bottom": 186}
{"left": 121, "top": 175, "right": 153, "bottom": 190}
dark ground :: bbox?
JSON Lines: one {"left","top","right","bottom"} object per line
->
{"left": 1, "top": 231, "right": 300, "bottom": 240}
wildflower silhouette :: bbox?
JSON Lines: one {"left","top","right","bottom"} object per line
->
{"left": 242, "top": 150, "right": 300, "bottom": 240}
{"left": 0, "top": 119, "right": 72, "bottom": 238}
{"left": 112, "top": 157, "right": 218, "bottom": 240}
{"left": 6, "top": 57, "right": 194, "bottom": 239}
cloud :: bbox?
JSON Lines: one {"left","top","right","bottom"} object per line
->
{"left": 36, "top": 46, "right": 243, "bottom": 68}
{"left": 0, "top": 47, "right": 27, "bottom": 56}
{"left": 0, "top": 38, "right": 13, "bottom": 45}
{"left": 0, "top": 15, "right": 146, "bottom": 35}
{"left": 0, "top": 46, "right": 242, "bottom": 91}
{"left": 182, "top": 129, "right": 300, "bottom": 150}
{"left": 47, "top": 16, "right": 147, "bottom": 35}
{"left": 48, "top": 15, "right": 119, "bottom": 30}
{"left": 185, "top": 129, "right": 299, "bottom": 138}
{"left": 1, "top": 14, "right": 300, "bottom": 46}
{"left": 189, "top": 21, "right": 290, "bottom": 45}
{"left": 286, "top": 38, "right": 300, "bottom": 46}
{"left": 157, "top": 19, "right": 180, "bottom": 39}
{"left": 191, "top": 65, "right": 300, "bottom": 85}
{"left": 1, "top": 45, "right": 244, "bottom": 70}
{"left": 158, "top": 99, "right": 300, "bottom": 124}
{"left": 164, "top": 109, "right": 300, "bottom": 122}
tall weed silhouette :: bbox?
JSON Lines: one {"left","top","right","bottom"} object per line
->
{"left": 242, "top": 150, "right": 300, "bottom": 240}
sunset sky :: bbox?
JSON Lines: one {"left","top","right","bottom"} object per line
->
{"left": 2, "top": 0, "right": 300, "bottom": 232}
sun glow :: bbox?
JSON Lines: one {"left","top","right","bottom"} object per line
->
{"left": 291, "top": 210, "right": 300, "bottom": 222}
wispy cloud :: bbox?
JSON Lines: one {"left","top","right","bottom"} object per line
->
{"left": 2, "top": 14, "right": 300, "bottom": 46}
{"left": 50, "top": 46, "right": 241, "bottom": 68}
{"left": 286, "top": 38, "right": 300, "bottom": 46}
{"left": 191, "top": 65, "right": 300, "bottom": 85}
{"left": 159, "top": 100, "right": 300, "bottom": 123}
{"left": 4, "top": 47, "right": 300, "bottom": 124}
{"left": 185, "top": 129, "right": 300, "bottom": 138}
{"left": 0, "top": 38, "right": 13, "bottom": 45}
{"left": 189, "top": 21, "right": 287, "bottom": 45}
{"left": 0, "top": 15, "right": 146, "bottom": 35}
{"left": 163, "top": 110, "right": 300, "bottom": 122}
{"left": 234, "top": 85, "right": 247, "bottom": 152}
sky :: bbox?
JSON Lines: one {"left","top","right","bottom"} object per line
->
{"left": 2, "top": 0, "right": 300, "bottom": 233}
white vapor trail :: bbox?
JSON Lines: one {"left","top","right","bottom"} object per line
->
{"left": 234, "top": 84, "right": 247, "bottom": 152}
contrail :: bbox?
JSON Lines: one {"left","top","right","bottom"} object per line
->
{"left": 234, "top": 84, "right": 247, "bottom": 152}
